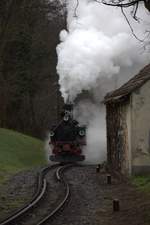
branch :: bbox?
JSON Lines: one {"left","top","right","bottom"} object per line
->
{"left": 131, "top": 2, "right": 139, "bottom": 21}
{"left": 121, "top": 7, "right": 144, "bottom": 42}
{"left": 74, "top": 0, "right": 79, "bottom": 17}
{"left": 95, "top": 0, "right": 144, "bottom": 8}
{"left": 94, "top": 0, "right": 146, "bottom": 42}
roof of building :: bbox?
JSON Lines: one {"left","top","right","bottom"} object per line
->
{"left": 104, "top": 64, "right": 150, "bottom": 103}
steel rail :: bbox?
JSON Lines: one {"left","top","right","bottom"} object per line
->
{"left": 0, "top": 164, "right": 59, "bottom": 225}
{"left": 36, "top": 164, "right": 72, "bottom": 225}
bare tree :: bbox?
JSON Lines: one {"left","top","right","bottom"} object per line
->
{"left": 94, "top": 0, "right": 150, "bottom": 19}
{"left": 92, "top": 0, "right": 150, "bottom": 44}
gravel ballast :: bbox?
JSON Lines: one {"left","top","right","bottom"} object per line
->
{"left": 0, "top": 170, "right": 37, "bottom": 221}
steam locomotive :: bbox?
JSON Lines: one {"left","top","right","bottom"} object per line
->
{"left": 49, "top": 103, "right": 86, "bottom": 162}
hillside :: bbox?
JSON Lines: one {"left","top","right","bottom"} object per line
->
{"left": 0, "top": 128, "right": 46, "bottom": 182}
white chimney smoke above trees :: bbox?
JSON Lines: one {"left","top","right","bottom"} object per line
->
{"left": 56, "top": 0, "right": 150, "bottom": 102}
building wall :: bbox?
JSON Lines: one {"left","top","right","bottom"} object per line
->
{"left": 131, "top": 80, "right": 150, "bottom": 174}
{"left": 126, "top": 102, "right": 132, "bottom": 174}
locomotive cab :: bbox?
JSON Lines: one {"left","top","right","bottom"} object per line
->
{"left": 49, "top": 104, "right": 86, "bottom": 162}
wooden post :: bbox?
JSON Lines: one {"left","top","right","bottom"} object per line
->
{"left": 113, "top": 199, "right": 120, "bottom": 212}
{"left": 96, "top": 164, "right": 101, "bottom": 173}
{"left": 107, "top": 174, "right": 111, "bottom": 184}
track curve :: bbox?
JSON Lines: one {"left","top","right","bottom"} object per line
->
{"left": 0, "top": 164, "right": 59, "bottom": 225}
{"left": 36, "top": 164, "right": 72, "bottom": 225}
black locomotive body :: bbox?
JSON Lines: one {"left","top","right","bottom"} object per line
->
{"left": 49, "top": 104, "right": 86, "bottom": 162}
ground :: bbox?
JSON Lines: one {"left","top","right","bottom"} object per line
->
{"left": 0, "top": 165, "right": 150, "bottom": 225}
{"left": 0, "top": 170, "right": 37, "bottom": 221}
{"left": 50, "top": 166, "right": 150, "bottom": 225}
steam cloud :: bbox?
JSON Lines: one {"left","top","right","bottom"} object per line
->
{"left": 74, "top": 101, "right": 106, "bottom": 164}
{"left": 44, "top": 132, "right": 52, "bottom": 162}
{"left": 57, "top": 0, "right": 150, "bottom": 102}
{"left": 55, "top": 0, "right": 150, "bottom": 164}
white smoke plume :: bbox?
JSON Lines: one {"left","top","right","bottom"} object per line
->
{"left": 56, "top": 0, "right": 150, "bottom": 102}
{"left": 74, "top": 101, "right": 106, "bottom": 164}
{"left": 44, "top": 132, "right": 53, "bottom": 163}
{"left": 55, "top": 0, "right": 150, "bottom": 164}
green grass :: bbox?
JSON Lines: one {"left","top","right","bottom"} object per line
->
{"left": 0, "top": 128, "right": 46, "bottom": 182}
{"left": 132, "top": 175, "right": 150, "bottom": 194}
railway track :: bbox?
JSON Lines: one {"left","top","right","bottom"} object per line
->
{"left": 36, "top": 164, "right": 71, "bottom": 225}
{"left": 0, "top": 163, "right": 72, "bottom": 225}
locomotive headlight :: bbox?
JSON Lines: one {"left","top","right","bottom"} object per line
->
{"left": 79, "top": 130, "right": 85, "bottom": 136}
{"left": 64, "top": 115, "right": 69, "bottom": 121}
{"left": 50, "top": 131, "right": 55, "bottom": 137}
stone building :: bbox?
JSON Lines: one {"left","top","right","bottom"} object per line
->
{"left": 104, "top": 64, "right": 150, "bottom": 175}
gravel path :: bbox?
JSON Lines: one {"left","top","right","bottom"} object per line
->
{"left": 49, "top": 165, "right": 106, "bottom": 225}
{"left": 48, "top": 165, "right": 150, "bottom": 225}
{"left": 0, "top": 165, "right": 150, "bottom": 225}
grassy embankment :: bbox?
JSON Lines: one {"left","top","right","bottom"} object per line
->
{"left": 132, "top": 175, "right": 150, "bottom": 223}
{"left": 0, "top": 128, "right": 46, "bottom": 182}
{"left": 132, "top": 175, "right": 150, "bottom": 194}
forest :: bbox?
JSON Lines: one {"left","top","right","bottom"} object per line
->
{"left": 0, "top": 0, "right": 65, "bottom": 138}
